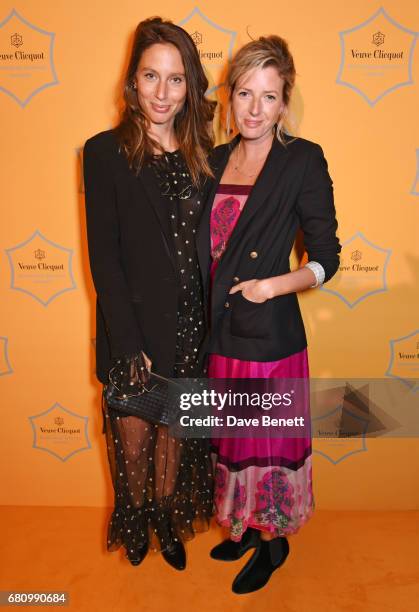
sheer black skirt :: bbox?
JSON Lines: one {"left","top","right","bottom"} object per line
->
{"left": 101, "top": 150, "right": 213, "bottom": 557}
{"left": 102, "top": 390, "right": 213, "bottom": 556}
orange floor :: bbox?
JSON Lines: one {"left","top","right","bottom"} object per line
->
{"left": 0, "top": 507, "right": 418, "bottom": 612}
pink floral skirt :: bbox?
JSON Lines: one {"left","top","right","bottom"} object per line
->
{"left": 209, "top": 349, "right": 314, "bottom": 541}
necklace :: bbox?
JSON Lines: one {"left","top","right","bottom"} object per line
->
{"left": 232, "top": 141, "right": 267, "bottom": 177}
{"left": 150, "top": 151, "right": 194, "bottom": 200}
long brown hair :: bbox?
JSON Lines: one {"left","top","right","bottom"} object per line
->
{"left": 226, "top": 35, "right": 296, "bottom": 144}
{"left": 116, "top": 17, "right": 216, "bottom": 185}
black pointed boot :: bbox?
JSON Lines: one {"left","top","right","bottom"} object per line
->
{"left": 125, "top": 540, "right": 149, "bottom": 567}
{"left": 161, "top": 534, "right": 186, "bottom": 571}
{"left": 210, "top": 527, "right": 260, "bottom": 561}
{"left": 232, "top": 536, "right": 289, "bottom": 594}
{"left": 153, "top": 507, "right": 186, "bottom": 571}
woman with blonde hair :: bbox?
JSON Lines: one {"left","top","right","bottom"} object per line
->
{"left": 84, "top": 17, "right": 215, "bottom": 569}
{"left": 197, "top": 35, "right": 340, "bottom": 593}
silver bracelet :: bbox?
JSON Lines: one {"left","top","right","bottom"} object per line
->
{"left": 305, "top": 261, "right": 325, "bottom": 288}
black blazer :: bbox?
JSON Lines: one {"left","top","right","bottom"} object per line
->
{"left": 84, "top": 129, "right": 197, "bottom": 383}
{"left": 196, "top": 134, "right": 341, "bottom": 362}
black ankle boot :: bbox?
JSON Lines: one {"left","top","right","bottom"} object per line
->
{"left": 125, "top": 540, "right": 149, "bottom": 567}
{"left": 161, "top": 537, "right": 186, "bottom": 571}
{"left": 153, "top": 510, "right": 186, "bottom": 571}
{"left": 210, "top": 527, "right": 260, "bottom": 561}
{"left": 232, "top": 536, "right": 289, "bottom": 594}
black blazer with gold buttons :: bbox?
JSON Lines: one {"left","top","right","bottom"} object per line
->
{"left": 196, "top": 134, "right": 341, "bottom": 362}
{"left": 83, "top": 129, "right": 197, "bottom": 383}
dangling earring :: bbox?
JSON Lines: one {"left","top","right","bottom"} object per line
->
{"left": 273, "top": 121, "right": 283, "bottom": 139}
{"left": 226, "top": 102, "right": 232, "bottom": 137}
{"left": 275, "top": 107, "right": 286, "bottom": 139}
{"left": 275, "top": 107, "right": 288, "bottom": 141}
{"left": 130, "top": 80, "right": 137, "bottom": 91}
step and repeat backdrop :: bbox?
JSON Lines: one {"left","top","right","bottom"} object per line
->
{"left": 1, "top": 0, "right": 418, "bottom": 509}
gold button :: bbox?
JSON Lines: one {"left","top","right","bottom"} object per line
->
{"left": 233, "top": 276, "right": 240, "bottom": 282}
{"left": 250, "top": 251, "right": 258, "bottom": 259}
{"left": 225, "top": 301, "right": 230, "bottom": 308}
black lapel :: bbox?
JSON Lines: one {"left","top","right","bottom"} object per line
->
{"left": 223, "top": 136, "right": 290, "bottom": 252}
{"left": 197, "top": 136, "right": 291, "bottom": 282}
{"left": 137, "top": 163, "right": 177, "bottom": 272}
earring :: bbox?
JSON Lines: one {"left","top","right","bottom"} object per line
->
{"left": 275, "top": 110, "right": 285, "bottom": 138}
{"left": 130, "top": 81, "right": 137, "bottom": 90}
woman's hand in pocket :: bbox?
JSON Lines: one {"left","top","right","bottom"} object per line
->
{"left": 229, "top": 278, "right": 274, "bottom": 303}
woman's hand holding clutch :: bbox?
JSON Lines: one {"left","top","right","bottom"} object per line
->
{"left": 109, "top": 351, "right": 153, "bottom": 399}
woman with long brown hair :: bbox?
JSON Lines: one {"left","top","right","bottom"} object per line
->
{"left": 83, "top": 17, "right": 215, "bottom": 569}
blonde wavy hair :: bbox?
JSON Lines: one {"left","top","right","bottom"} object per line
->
{"left": 226, "top": 35, "right": 296, "bottom": 144}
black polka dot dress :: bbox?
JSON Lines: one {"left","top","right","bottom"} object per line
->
{"left": 101, "top": 151, "right": 213, "bottom": 560}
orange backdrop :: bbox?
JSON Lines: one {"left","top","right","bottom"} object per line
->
{"left": 0, "top": 0, "right": 418, "bottom": 509}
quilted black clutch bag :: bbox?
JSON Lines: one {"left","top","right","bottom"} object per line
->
{"left": 104, "top": 355, "right": 182, "bottom": 426}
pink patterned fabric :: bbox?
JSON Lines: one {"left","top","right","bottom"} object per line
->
{"left": 209, "top": 184, "right": 314, "bottom": 540}
{"left": 210, "top": 184, "right": 250, "bottom": 265}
